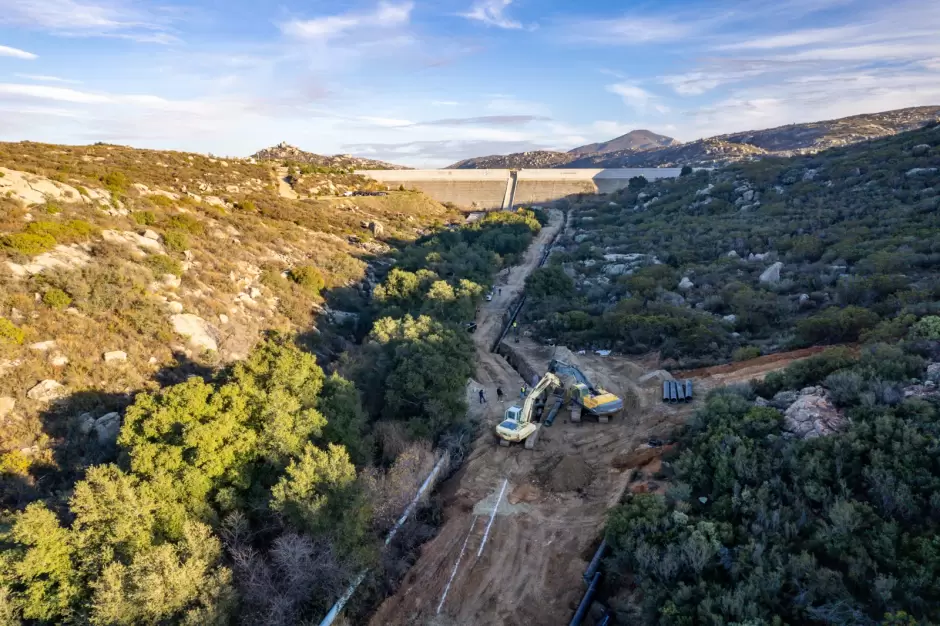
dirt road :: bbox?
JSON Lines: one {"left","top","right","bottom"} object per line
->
{"left": 369, "top": 210, "right": 678, "bottom": 626}
{"left": 274, "top": 166, "right": 299, "bottom": 200}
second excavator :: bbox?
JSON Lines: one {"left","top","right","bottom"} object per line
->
{"left": 549, "top": 359, "right": 623, "bottom": 423}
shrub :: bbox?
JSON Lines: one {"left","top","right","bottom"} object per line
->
{"left": 162, "top": 231, "right": 189, "bottom": 253}
{"left": 795, "top": 306, "right": 880, "bottom": 345}
{"left": 1, "top": 232, "right": 56, "bottom": 255}
{"left": 236, "top": 200, "right": 256, "bottom": 212}
{"left": 101, "top": 171, "right": 129, "bottom": 193}
{"left": 148, "top": 195, "right": 174, "bottom": 208}
{"left": 0, "top": 318, "right": 24, "bottom": 345}
{"left": 753, "top": 347, "right": 857, "bottom": 398}
{"left": 25, "top": 219, "right": 95, "bottom": 244}
{"left": 288, "top": 265, "right": 325, "bottom": 296}
{"left": 45, "top": 203, "right": 62, "bottom": 215}
{"left": 165, "top": 214, "right": 204, "bottom": 235}
{"left": 680, "top": 165, "right": 693, "bottom": 176}
{"left": 910, "top": 315, "right": 940, "bottom": 340}
{"left": 42, "top": 288, "right": 72, "bottom": 310}
{"left": 144, "top": 254, "right": 183, "bottom": 277}
{"left": 132, "top": 211, "right": 157, "bottom": 226}
{"left": 628, "top": 176, "right": 648, "bottom": 190}
{"left": 824, "top": 370, "right": 865, "bottom": 406}
{"left": 525, "top": 265, "right": 574, "bottom": 298}
{"left": 732, "top": 346, "right": 761, "bottom": 362}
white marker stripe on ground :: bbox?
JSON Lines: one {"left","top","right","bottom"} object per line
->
{"left": 437, "top": 516, "right": 478, "bottom": 615}
{"left": 477, "top": 478, "right": 508, "bottom": 558}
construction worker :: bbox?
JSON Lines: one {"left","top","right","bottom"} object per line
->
{"left": 520, "top": 385, "right": 527, "bottom": 401}
{"left": 479, "top": 389, "right": 486, "bottom": 404}
{"left": 496, "top": 387, "right": 504, "bottom": 402}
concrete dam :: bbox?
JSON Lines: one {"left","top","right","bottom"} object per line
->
{"left": 355, "top": 168, "right": 683, "bottom": 209}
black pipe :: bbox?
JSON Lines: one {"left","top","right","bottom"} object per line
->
{"left": 569, "top": 572, "right": 601, "bottom": 626}
{"left": 583, "top": 539, "right": 606, "bottom": 583}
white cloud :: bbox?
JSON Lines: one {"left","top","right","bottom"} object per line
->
{"left": 606, "top": 83, "right": 660, "bottom": 113}
{"left": 461, "top": 0, "right": 522, "bottom": 30}
{"left": 0, "top": 83, "right": 110, "bottom": 103}
{"left": 564, "top": 14, "right": 701, "bottom": 45}
{"left": 281, "top": 1, "right": 413, "bottom": 40}
{"left": 15, "top": 74, "right": 81, "bottom": 84}
{"left": 718, "top": 26, "right": 862, "bottom": 50}
{"left": 0, "top": 0, "right": 176, "bottom": 42}
{"left": 0, "top": 44, "right": 37, "bottom": 59}
{"left": 432, "top": 100, "right": 459, "bottom": 106}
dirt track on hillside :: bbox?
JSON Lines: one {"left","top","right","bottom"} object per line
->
{"left": 368, "top": 211, "right": 825, "bottom": 626}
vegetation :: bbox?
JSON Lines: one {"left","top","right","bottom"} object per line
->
{"left": 603, "top": 341, "right": 939, "bottom": 624}
{"left": 41, "top": 289, "right": 72, "bottom": 310}
{"left": 0, "top": 318, "right": 24, "bottom": 346}
{"left": 525, "top": 124, "right": 940, "bottom": 368}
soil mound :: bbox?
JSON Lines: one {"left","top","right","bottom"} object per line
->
{"left": 536, "top": 454, "right": 595, "bottom": 493}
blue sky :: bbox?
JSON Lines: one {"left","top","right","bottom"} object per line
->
{"left": 0, "top": 0, "right": 938, "bottom": 167}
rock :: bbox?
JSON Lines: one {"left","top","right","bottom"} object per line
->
{"left": 784, "top": 393, "right": 845, "bottom": 438}
{"left": 912, "top": 144, "right": 931, "bottom": 157}
{"left": 167, "top": 301, "right": 184, "bottom": 314}
{"left": 103, "top": 350, "right": 127, "bottom": 363}
{"left": 27, "top": 379, "right": 66, "bottom": 402}
{"left": 604, "top": 264, "right": 629, "bottom": 277}
{"left": 678, "top": 276, "right": 694, "bottom": 290}
{"left": 906, "top": 167, "right": 938, "bottom": 177}
{"left": 218, "top": 314, "right": 229, "bottom": 324}
{"left": 771, "top": 390, "right": 799, "bottom": 409}
{"left": 800, "top": 386, "right": 823, "bottom": 396}
{"left": 748, "top": 252, "right": 769, "bottom": 262}
{"left": 695, "top": 184, "right": 714, "bottom": 197}
{"left": 574, "top": 234, "right": 589, "bottom": 243}
{"left": 802, "top": 169, "right": 818, "bottom": 181}
{"left": 659, "top": 291, "right": 686, "bottom": 307}
{"left": 926, "top": 363, "right": 940, "bottom": 383}
{"left": 754, "top": 397, "right": 770, "bottom": 407}
{"left": 77, "top": 412, "right": 95, "bottom": 435}
{"left": 142, "top": 229, "right": 160, "bottom": 241}
{"left": 93, "top": 412, "right": 122, "bottom": 445}
{"left": 742, "top": 189, "right": 756, "bottom": 202}
{"left": 101, "top": 229, "right": 164, "bottom": 255}
{"left": 50, "top": 354, "right": 69, "bottom": 367}
{"left": 29, "top": 340, "right": 57, "bottom": 352}
{"left": 722, "top": 314, "right": 737, "bottom": 323}
{"left": 727, "top": 250, "right": 739, "bottom": 258}
{"left": 0, "top": 397, "right": 15, "bottom": 420}
{"left": 7, "top": 244, "right": 91, "bottom": 276}
{"left": 368, "top": 221, "right": 384, "bottom": 236}
{"left": 162, "top": 274, "right": 182, "bottom": 289}
{"left": 759, "top": 261, "right": 783, "bottom": 284}
{"left": 799, "top": 293, "right": 810, "bottom": 303}
{"left": 170, "top": 314, "right": 218, "bottom": 352}
{"left": 0, "top": 167, "right": 86, "bottom": 206}
{"left": 0, "top": 359, "right": 22, "bottom": 378}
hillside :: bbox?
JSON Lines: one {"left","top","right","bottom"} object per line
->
{"left": 448, "top": 149, "right": 573, "bottom": 170}
{"left": 567, "top": 129, "right": 676, "bottom": 156}
{"left": 452, "top": 106, "right": 940, "bottom": 170}
{"left": 252, "top": 142, "right": 409, "bottom": 170}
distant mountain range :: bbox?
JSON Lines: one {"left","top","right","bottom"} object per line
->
{"left": 252, "top": 142, "right": 410, "bottom": 170}
{"left": 447, "top": 106, "right": 940, "bottom": 170}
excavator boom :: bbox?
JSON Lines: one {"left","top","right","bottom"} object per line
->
{"left": 495, "top": 372, "right": 560, "bottom": 445}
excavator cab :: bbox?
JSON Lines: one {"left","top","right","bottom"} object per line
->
{"left": 503, "top": 405, "right": 523, "bottom": 423}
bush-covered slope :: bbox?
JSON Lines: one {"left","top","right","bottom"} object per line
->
{"left": 524, "top": 123, "right": 940, "bottom": 368}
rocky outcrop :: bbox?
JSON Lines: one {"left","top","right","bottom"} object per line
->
{"left": 252, "top": 142, "right": 408, "bottom": 170}
{"left": 783, "top": 393, "right": 846, "bottom": 438}
{"left": 0, "top": 397, "right": 14, "bottom": 420}
{"left": 170, "top": 314, "right": 219, "bottom": 352}
{"left": 760, "top": 262, "right": 783, "bottom": 284}
{"left": 27, "top": 379, "right": 66, "bottom": 402}
{"left": 6, "top": 244, "right": 92, "bottom": 277}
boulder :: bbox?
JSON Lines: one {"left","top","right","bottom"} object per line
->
{"left": 103, "top": 350, "right": 127, "bottom": 363}
{"left": 368, "top": 221, "right": 384, "bottom": 236}
{"left": 170, "top": 314, "right": 218, "bottom": 352}
{"left": 101, "top": 230, "right": 164, "bottom": 255}
{"left": 799, "top": 293, "right": 810, "bottom": 303}
{"left": 678, "top": 277, "right": 694, "bottom": 291}
{"left": 29, "top": 340, "right": 57, "bottom": 352}
{"left": 722, "top": 314, "right": 737, "bottom": 323}
{"left": 906, "top": 168, "right": 938, "bottom": 177}
{"left": 784, "top": 393, "right": 846, "bottom": 438}
{"left": 93, "top": 412, "right": 122, "bottom": 446}
{"left": 727, "top": 250, "right": 739, "bottom": 258}
{"left": 926, "top": 363, "right": 940, "bottom": 383}
{"left": 748, "top": 252, "right": 769, "bottom": 262}
{"left": 50, "top": 354, "right": 69, "bottom": 367}
{"left": 6, "top": 244, "right": 91, "bottom": 277}
{"left": 802, "top": 169, "right": 818, "bottom": 181}
{"left": 77, "top": 412, "right": 95, "bottom": 435}
{"left": 659, "top": 291, "right": 686, "bottom": 307}
{"left": 27, "top": 379, "right": 66, "bottom": 402}
{"left": 218, "top": 314, "right": 229, "bottom": 324}
{"left": 912, "top": 144, "right": 931, "bottom": 157}
{"left": 167, "top": 301, "right": 184, "bottom": 314}
{"left": 771, "top": 390, "right": 799, "bottom": 409}
{"left": 759, "top": 262, "right": 783, "bottom": 284}
{"left": 142, "top": 229, "right": 160, "bottom": 241}
{"left": 0, "top": 167, "right": 85, "bottom": 206}
{"left": 604, "top": 264, "right": 629, "bottom": 277}
{"left": 0, "top": 397, "right": 15, "bottom": 420}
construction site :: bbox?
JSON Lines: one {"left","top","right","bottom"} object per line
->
{"left": 366, "top": 208, "right": 819, "bottom": 626}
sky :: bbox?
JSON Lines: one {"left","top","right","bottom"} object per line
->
{"left": 0, "top": 0, "right": 938, "bottom": 167}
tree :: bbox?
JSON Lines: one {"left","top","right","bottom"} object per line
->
{"left": 910, "top": 315, "right": 940, "bottom": 340}
{"left": 318, "top": 373, "right": 370, "bottom": 466}
{"left": 271, "top": 443, "right": 357, "bottom": 534}
{"left": 680, "top": 165, "right": 693, "bottom": 176}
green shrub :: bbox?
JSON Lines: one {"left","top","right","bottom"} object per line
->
{"left": 101, "top": 171, "right": 129, "bottom": 193}
{"left": 236, "top": 200, "right": 256, "bottom": 212}
{"left": 132, "top": 211, "right": 157, "bottom": 226}
{"left": 1, "top": 232, "right": 57, "bottom": 255}
{"left": 288, "top": 265, "right": 325, "bottom": 296}
{"left": 42, "top": 288, "right": 72, "bottom": 310}
{"left": 732, "top": 346, "right": 762, "bottom": 362}
{"left": 0, "top": 317, "right": 24, "bottom": 345}
{"left": 824, "top": 370, "right": 865, "bottom": 406}
{"left": 148, "top": 195, "right": 174, "bottom": 208}
{"left": 795, "top": 306, "right": 880, "bottom": 345}
{"left": 165, "top": 214, "right": 204, "bottom": 235}
{"left": 25, "top": 219, "right": 95, "bottom": 243}
{"left": 753, "top": 347, "right": 857, "bottom": 398}
{"left": 143, "top": 254, "right": 183, "bottom": 277}
{"left": 910, "top": 315, "right": 940, "bottom": 340}
{"left": 525, "top": 265, "right": 574, "bottom": 298}
{"left": 162, "top": 231, "right": 189, "bottom": 253}
{"left": 45, "top": 203, "right": 62, "bottom": 215}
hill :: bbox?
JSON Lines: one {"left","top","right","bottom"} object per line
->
{"left": 451, "top": 106, "right": 940, "bottom": 170}
{"left": 252, "top": 142, "right": 409, "bottom": 170}
{"left": 448, "top": 149, "right": 573, "bottom": 170}
{"left": 567, "top": 129, "right": 676, "bottom": 156}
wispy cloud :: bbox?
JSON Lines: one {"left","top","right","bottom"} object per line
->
{"left": 15, "top": 74, "right": 81, "bottom": 84}
{"left": 0, "top": 0, "right": 177, "bottom": 43}
{"left": 606, "top": 83, "right": 667, "bottom": 113}
{"left": 416, "top": 114, "right": 549, "bottom": 126}
{"left": 564, "top": 14, "right": 697, "bottom": 45}
{"left": 461, "top": 0, "right": 522, "bottom": 30}
{"left": 281, "top": 1, "right": 413, "bottom": 40}
{"left": 0, "top": 44, "right": 36, "bottom": 59}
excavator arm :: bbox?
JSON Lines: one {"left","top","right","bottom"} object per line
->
{"left": 495, "top": 372, "right": 560, "bottom": 446}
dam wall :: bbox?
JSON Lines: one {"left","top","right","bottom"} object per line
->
{"left": 356, "top": 168, "right": 684, "bottom": 209}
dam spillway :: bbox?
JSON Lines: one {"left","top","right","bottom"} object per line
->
{"left": 355, "top": 168, "right": 683, "bottom": 209}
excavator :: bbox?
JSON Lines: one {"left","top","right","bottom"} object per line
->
{"left": 549, "top": 359, "right": 624, "bottom": 423}
{"left": 495, "top": 372, "right": 560, "bottom": 449}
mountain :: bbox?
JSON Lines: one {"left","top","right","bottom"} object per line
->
{"left": 567, "top": 129, "right": 676, "bottom": 156}
{"left": 449, "top": 150, "right": 573, "bottom": 170}
{"left": 252, "top": 142, "right": 410, "bottom": 170}
{"left": 450, "top": 106, "right": 940, "bottom": 170}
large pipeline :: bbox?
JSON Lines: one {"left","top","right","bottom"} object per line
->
{"left": 569, "top": 572, "right": 601, "bottom": 626}
{"left": 319, "top": 454, "right": 448, "bottom": 626}
{"left": 583, "top": 539, "right": 607, "bottom": 584}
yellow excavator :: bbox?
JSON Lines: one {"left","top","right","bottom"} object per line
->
{"left": 495, "top": 372, "right": 560, "bottom": 449}
{"left": 550, "top": 359, "right": 624, "bottom": 423}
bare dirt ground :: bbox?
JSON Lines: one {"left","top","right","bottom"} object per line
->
{"left": 369, "top": 211, "right": 828, "bottom": 626}
{"left": 274, "top": 166, "right": 299, "bottom": 200}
